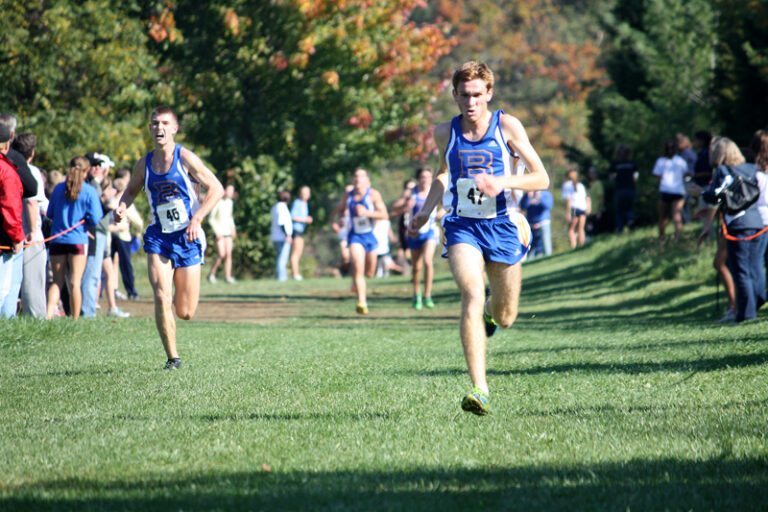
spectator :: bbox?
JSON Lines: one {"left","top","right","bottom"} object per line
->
{"left": 519, "top": 190, "right": 554, "bottom": 258}
{"left": 701, "top": 137, "right": 767, "bottom": 324}
{"left": 10, "top": 133, "right": 47, "bottom": 318}
{"left": 270, "top": 190, "right": 292, "bottom": 281}
{"left": 290, "top": 185, "right": 312, "bottom": 281}
{"left": 586, "top": 166, "right": 604, "bottom": 237}
{"left": 751, "top": 129, "right": 768, "bottom": 286}
{"left": 80, "top": 152, "right": 108, "bottom": 317}
{"left": 653, "top": 139, "right": 690, "bottom": 241}
{"left": 0, "top": 114, "right": 39, "bottom": 317}
{"left": 373, "top": 217, "right": 402, "bottom": 278}
{"left": 0, "top": 134, "right": 24, "bottom": 314}
{"left": 561, "top": 169, "right": 590, "bottom": 248}
{"left": 609, "top": 144, "right": 638, "bottom": 232}
{"left": 207, "top": 183, "right": 237, "bottom": 284}
{"left": 46, "top": 170, "right": 64, "bottom": 198}
{"left": 110, "top": 170, "right": 142, "bottom": 300}
{"left": 692, "top": 130, "right": 713, "bottom": 187}
{"left": 391, "top": 179, "right": 416, "bottom": 273}
{"left": 100, "top": 174, "right": 129, "bottom": 318}
{"left": 45, "top": 157, "right": 103, "bottom": 320}
{"left": 677, "top": 134, "right": 698, "bottom": 224}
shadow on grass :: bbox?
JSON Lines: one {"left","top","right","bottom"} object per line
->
{"left": 402, "top": 351, "right": 768, "bottom": 378}
{"left": 5, "top": 457, "right": 767, "bottom": 511}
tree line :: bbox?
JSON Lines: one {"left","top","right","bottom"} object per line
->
{"left": 2, "top": 0, "right": 766, "bottom": 273}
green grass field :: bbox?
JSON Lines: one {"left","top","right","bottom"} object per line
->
{"left": 2, "top": 227, "right": 767, "bottom": 511}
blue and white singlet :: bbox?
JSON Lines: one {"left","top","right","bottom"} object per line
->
{"left": 410, "top": 185, "right": 436, "bottom": 239}
{"left": 347, "top": 187, "right": 375, "bottom": 235}
{"left": 442, "top": 110, "right": 525, "bottom": 220}
{"left": 144, "top": 144, "right": 201, "bottom": 234}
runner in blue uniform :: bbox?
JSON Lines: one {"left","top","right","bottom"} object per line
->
{"left": 410, "top": 61, "right": 549, "bottom": 415}
{"left": 391, "top": 167, "right": 442, "bottom": 310}
{"left": 115, "top": 106, "right": 223, "bottom": 370}
{"left": 338, "top": 168, "right": 388, "bottom": 314}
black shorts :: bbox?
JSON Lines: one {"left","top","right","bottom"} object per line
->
{"left": 659, "top": 192, "right": 684, "bottom": 203}
{"left": 293, "top": 231, "right": 304, "bottom": 239}
{"left": 570, "top": 207, "right": 586, "bottom": 218}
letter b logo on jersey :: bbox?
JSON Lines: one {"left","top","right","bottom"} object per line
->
{"left": 155, "top": 180, "right": 180, "bottom": 202}
{"left": 459, "top": 150, "right": 493, "bottom": 177}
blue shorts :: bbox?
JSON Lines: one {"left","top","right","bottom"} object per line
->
{"left": 406, "top": 228, "right": 437, "bottom": 251}
{"left": 348, "top": 231, "right": 378, "bottom": 253}
{"left": 143, "top": 224, "right": 203, "bottom": 268}
{"left": 442, "top": 213, "right": 531, "bottom": 265}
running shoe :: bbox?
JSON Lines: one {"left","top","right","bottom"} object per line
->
{"left": 207, "top": 274, "right": 217, "bottom": 284}
{"left": 163, "top": 358, "right": 182, "bottom": 370}
{"left": 461, "top": 387, "right": 490, "bottom": 416}
{"left": 483, "top": 310, "right": 499, "bottom": 338}
{"left": 413, "top": 294, "right": 423, "bottom": 310}
{"left": 424, "top": 296, "right": 435, "bottom": 308}
{"left": 356, "top": 303, "right": 369, "bottom": 315}
{"left": 115, "top": 290, "right": 127, "bottom": 300}
{"left": 225, "top": 277, "right": 236, "bottom": 284}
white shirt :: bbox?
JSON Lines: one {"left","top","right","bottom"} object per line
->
{"left": 270, "top": 202, "right": 293, "bottom": 242}
{"left": 23, "top": 163, "right": 47, "bottom": 242}
{"left": 653, "top": 155, "right": 688, "bottom": 195}
{"left": 561, "top": 181, "right": 588, "bottom": 211}
{"left": 373, "top": 218, "right": 391, "bottom": 256}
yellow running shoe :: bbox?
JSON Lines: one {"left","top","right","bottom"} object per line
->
{"left": 461, "top": 387, "right": 490, "bottom": 416}
{"left": 356, "top": 303, "right": 369, "bottom": 315}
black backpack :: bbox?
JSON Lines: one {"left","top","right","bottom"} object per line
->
{"left": 717, "top": 165, "right": 760, "bottom": 216}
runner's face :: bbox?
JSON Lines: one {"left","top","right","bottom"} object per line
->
{"left": 453, "top": 79, "right": 492, "bottom": 122}
{"left": 150, "top": 113, "right": 178, "bottom": 146}
{"left": 418, "top": 171, "right": 432, "bottom": 189}
{"left": 353, "top": 170, "right": 369, "bottom": 190}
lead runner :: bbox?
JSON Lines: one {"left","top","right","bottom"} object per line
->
{"left": 410, "top": 61, "right": 550, "bottom": 415}
{"left": 115, "top": 106, "right": 223, "bottom": 370}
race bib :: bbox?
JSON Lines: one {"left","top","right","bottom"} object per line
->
{"left": 456, "top": 178, "right": 496, "bottom": 219}
{"left": 352, "top": 214, "right": 373, "bottom": 234}
{"left": 157, "top": 199, "right": 190, "bottom": 233}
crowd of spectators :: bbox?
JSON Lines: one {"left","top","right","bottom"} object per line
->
{"left": 0, "top": 113, "right": 143, "bottom": 320}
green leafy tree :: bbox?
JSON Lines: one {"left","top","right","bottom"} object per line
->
{"left": 588, "top": 0, "right": 718, "bottom": 226}
{"left": 142, "top": 0, "right": 455, "bottom": 274}
{"left": 0, "top": 1, "right": 166, "bottom": 170}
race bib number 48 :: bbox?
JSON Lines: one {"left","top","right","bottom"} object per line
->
{"left": 456, "top": 178, "right": 496, "bottom": 219}
{"left": 157, "top": 199, "right": 190, "bottom": 233}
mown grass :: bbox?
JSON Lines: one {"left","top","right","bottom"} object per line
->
{"left": 2, "top": 226, "right": 767, "bottom": 511}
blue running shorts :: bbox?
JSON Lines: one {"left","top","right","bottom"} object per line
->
{"left": 442, "top": 211, "right": 531, "bottom": 265}
{"left": 143, "top": 224, "right": 203, "bottom": 268}
{"left": 347, "top": 231, "right": 378, "bottom": 253}
{"left": 406, "top": 228, "right": 438, "bottom": 251}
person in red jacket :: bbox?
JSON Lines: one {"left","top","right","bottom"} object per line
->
{"left": 0, "top": 147, "right": 24, "bottom": 312}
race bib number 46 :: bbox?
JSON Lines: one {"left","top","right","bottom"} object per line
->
{"left": 352, "top": 215, "right": 373, "bottom": 234}
{"left": 157, "top": 199, "right": 190, "bottom": 233}
{"left": 456, "top": 178, "right": 496, "bottom": 219}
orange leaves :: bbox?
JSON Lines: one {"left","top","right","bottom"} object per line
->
{"left": 148, "top": 8, "right": 180, "bottom": 43}
{"left": 223, "top": 8, "right": 239, "bottom": 36}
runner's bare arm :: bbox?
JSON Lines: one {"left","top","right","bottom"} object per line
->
{"left": 180, "top": 148, "right": 224, "bottom": 241}
{"left": 114, "top": 157, "right": 146, "bottom": 223}
{"left": 474, "top": 114, "right": 550, "bottom": 197}
{"left": 409, "top": 122, "right": 449, "bottom": 233}
{"left": 363, "top": 190, "right": 389, "bottom": 220}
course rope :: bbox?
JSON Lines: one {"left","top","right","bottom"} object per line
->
{"left": 721, "top": 217, "right": 768, "bottom": 242}
{"left": 0, "top": 219, "right": 86, "bottom": 251}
